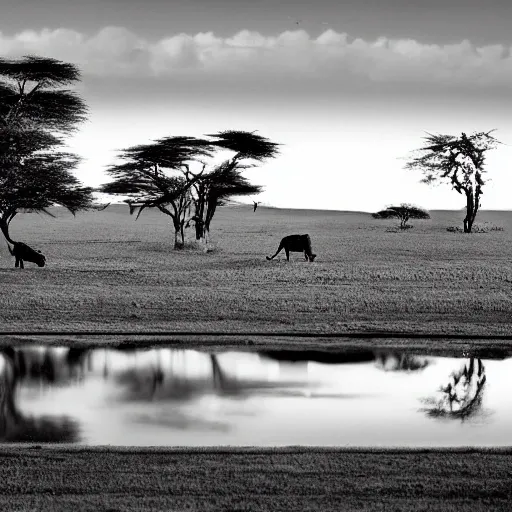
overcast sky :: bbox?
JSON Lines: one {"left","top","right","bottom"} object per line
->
{"left": 1, "top": 0, "right": 511, "bottom": 211}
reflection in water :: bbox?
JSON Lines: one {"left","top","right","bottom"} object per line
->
{"left": 421, "top": 358, "right": 487, "bottom": 420}
{"left": 114, "top": 351, "right": 323, "bottom": 403}
{"left": 260, "top": 350, "right": 375, "bottom": 364}
{"left": 375, "top": 351, "right": 429, "bottom": 372}
{"left": 0, "top": 348, "right": 79, "bottom": 443}
{"left": 0, "top": 346, "right": 508, "bottom": 446}
{"left": 263, "top": 349, "right": 429, "bottom": 372}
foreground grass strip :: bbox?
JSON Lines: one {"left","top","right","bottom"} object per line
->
{"left": 0, "top": 447, "right": 511, "bottom": 511}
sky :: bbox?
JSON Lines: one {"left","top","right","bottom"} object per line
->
{"left": 1, "top": 0, "right": 511, "bottom": 211}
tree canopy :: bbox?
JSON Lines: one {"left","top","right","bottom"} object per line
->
{"left": 405, "top": 131, "right": 500, "bottom": 233}
{"left": 0, "top": 56, "right": 87, "bottom": 132}
{"left": 0, "top": 55, "right": 94, "bottom": 244}
{"left": 101, "top": 130, "right": 280, "bottom": 249}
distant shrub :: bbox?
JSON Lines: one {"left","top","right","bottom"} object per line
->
{"left": 373, "top": 204, "right": 430, "bottom": 230}
{"left": 447, "top": 223, "right": 504, "bottom": 233}
{"left": 385, "top": 225, "right": 414, "bottom": 233}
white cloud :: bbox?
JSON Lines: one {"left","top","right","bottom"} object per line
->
{"left": 0, "top": 27, "right": 511, "bottom": 89}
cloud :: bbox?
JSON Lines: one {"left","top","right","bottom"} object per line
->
{"left": 0, "top": 27, "right": 511, "bottom": 91}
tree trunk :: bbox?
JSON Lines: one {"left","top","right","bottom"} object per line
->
{"left": 173, "top": 224, "right": 184, "bottom": 250}
{"left": 197, "top": 229, "right": 213, "bottom": 252}
{"left": 463, "top": 191, "right": 476, "bottom": 233}
{"left": 195, "top": 218, "right": 204, "bottom": 240}
{"left": 194, "top": 184, "right": 206, "bottom": 240}
{"left": 0, "top": 219, "right": 12, "bottom": 244}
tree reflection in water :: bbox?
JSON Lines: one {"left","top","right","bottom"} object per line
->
{"left": 375, "top": 351, "right": 429, "bottom": 372}
{"left": 0, "top": 345, "right": 495, "bottom": 444}
{"left": 0, "top": 350, "right": 79, "bottom": 443}
{"left": 421, "top": 357, "right": 487, "bottom": 420}
{"left": 113, "top": 351, "right": 317, "bottom": 403}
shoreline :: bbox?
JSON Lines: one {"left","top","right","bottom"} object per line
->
{"left": 1, "top": 334, "right": 512, "bottom": 359}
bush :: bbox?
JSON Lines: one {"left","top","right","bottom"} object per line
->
{"left": 446, "top": 223, "right": 504, "bottom": 233}
{"left": 385, "top": 225, "right": 414, "bottom": 233}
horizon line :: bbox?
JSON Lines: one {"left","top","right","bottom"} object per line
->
{"left": 90, "top": 203, "right": 512, "bottom": 214}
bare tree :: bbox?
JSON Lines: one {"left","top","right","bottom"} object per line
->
{"left": 405, "top": 131, "right": 501, "bottom": 233}
{"left": 372, "top": 204, "right": 430, "bottom": 229}
{"left": 0, "top": 55, "right": 94, "bottom": 245}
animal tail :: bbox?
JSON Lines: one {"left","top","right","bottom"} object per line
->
{"left": 6, "top": 242, "right": 14, "bottom": 256}
{"left": 266, "top": 243, "right": 283, "bottom": 261}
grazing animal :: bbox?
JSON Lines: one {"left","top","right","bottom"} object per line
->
{"left": 266, "top": 234, "right": 316, "bottom": 262}
{"left": 7, "top": 242, "right": 46, "bottom": 269}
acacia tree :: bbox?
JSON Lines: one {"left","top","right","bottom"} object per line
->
{"left": 405, "top": 131, "right": 500, "bottom": 233}
{"left": 101, "top": 136, "right": 214, "bottom": 249}
{"left": 0, "top": 55, "right": 94, "bottom": 244}
{"left": 101, "top": 131, "right": 279, "bottom": 249}
{"left": 372, "top": 204, "right": 430, "bottom": 229}
{"left": 187, "top": 131, "right": 277, "bottom": 242}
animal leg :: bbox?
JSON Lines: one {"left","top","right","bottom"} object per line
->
{"left": 285, "top": 248, "right": 290, "bottom": 261}
{"left": 19, "top": 259, "right": 24, "bottom": 269}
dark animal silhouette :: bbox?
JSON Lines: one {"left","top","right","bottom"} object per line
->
{"left": 253, "top": 201, "right": 260, "bottom": 212}
{"left": 266, "top": 234, "right": 316, "bottom": 262}
{"left": 7, "top": 242, "right": 46, "bottom": 269}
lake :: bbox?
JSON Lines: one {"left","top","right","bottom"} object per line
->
{"left": 0, "top": 346, "right": 508, "bottom": 446}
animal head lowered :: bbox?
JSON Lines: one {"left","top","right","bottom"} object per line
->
{"left": 7, "top": 242, "right": 46, "bottom": 269}
{"left": 266, "top": 234, "right": 317, "bottom": 262}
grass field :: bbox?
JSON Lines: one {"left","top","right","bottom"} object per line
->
{"left": 1, "top": 447, "right": 511, "bottom": 511}
{"left": 2, "top": 207, "right": 512, "bottom": 510}
{"left": 2, "top": 205, "right": 512, "bottom": 336}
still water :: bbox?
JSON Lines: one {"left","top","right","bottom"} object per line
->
{"left": 0, "top": 346, "right": 509, "bottom": 446}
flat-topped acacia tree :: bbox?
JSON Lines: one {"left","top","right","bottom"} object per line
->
{"left": 101, "top": 131, "right": 280, "bottom": 249}
{"left": 0, "top": 55, "right": 94, "bottom": 244}
{"left": 405, "top": 131, "right": 500, "bottom": 233}
{"left": 372, "top": 204, "right": 430, "bottom": 229}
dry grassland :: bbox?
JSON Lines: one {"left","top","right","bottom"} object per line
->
{"left": 1, "top": 205, "right": 512, "bottom": 336}
{"left": 1, "top": 447, "right": 511, "bottom": 512}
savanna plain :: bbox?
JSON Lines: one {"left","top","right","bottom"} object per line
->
{"left": 2, "top": 204, "right": 512, "bottom": 336}
{"left": 3, "top": 205, "right": 512, "bottom": 512}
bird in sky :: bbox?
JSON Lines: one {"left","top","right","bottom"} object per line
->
{"left": 287, "top": 16, "right": 303, "bottom": 26}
